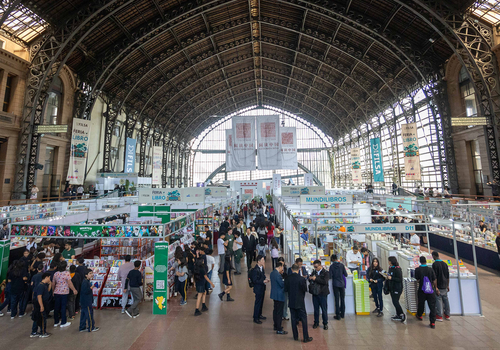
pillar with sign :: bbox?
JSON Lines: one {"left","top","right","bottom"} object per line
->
{"left": 153, "top": 242, "right": 169, "bottom": 315}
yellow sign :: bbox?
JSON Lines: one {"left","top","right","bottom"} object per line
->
{"left": 155, "top": 296, "right": 166, "bottom": 310}
{"left": 35, "top": 125, "right": 69, "bottom": 133}
{"left": 451, "top": 117, "right": 488, "bottom": 126}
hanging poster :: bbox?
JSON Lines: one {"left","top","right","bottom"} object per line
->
{"left": 125, "top": 138, "right": 136, "bottom": 173}
{"left": 273, "top": 174, "right": 282, "bottom": 196}
{"left": 204, "top": 187, "right": 228, "bottom": 197}
{"left": 225, "top": 129, "right": 234, "bottom": 172}
{"left": 351, "top": 148, "right": 362, "bottom": 184}
{"left": 257, "top": 115, "right": 280, "bottom": 170}
{"left": 304, "top": 173, "right": 314, "bottom": 186}
{"left": 279, "top": 127, "right": 297, "bottom": 170}
{"left": 370, "top": 138, "right": 384, "bottom": 183}
{"left": 401, "top": 123, "right": 421, "bottom": 180}
{"left": 232, "top": 116, "right": 255, "bottom": 171}
{"left": 66, "top": 119, "right": 91, "bottom": 185}
{"left": 152, "top": 146, "right": 162, "bottom": 185}
{"left": 243, "top": 189, "right": 254, "bottom": 200}
{"left": 181, "top": 187, "right": 206, "bottom": 203}
{"left": 282, "top": 186, "right": 325, "bottom": 196}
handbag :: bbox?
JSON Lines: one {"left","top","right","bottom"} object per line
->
{"left": 308, "top": 281, "right": 320, "bottom": 295}
{"left": 383, "top": 280, "right": 391, "bottom": 295}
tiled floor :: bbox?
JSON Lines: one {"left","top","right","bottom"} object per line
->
{"left": 2, "top": 256, "right": 500, "bottom": 350}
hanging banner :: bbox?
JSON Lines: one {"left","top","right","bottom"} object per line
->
{"left": 282, "top": 186, "right": 325, "bottom": 196}
{"left": 304, "top": 173, "right": 314, "bottom": 186}
{"left": 152, "top": 146, "right": 162, "bottom": 185}
{"left": 138, "top": 188, "right": 181, "bottom": 204}
{"left": 402, "top": 123, "right": 421, "bottom": 180}
{"left": 125, "top": 138, "right": 136, "bottom": 173}
{"left": 273, "top": 174, "right": 282, "bottom": 196}
{"left": 66, "top": 119, "right": 91, "bottom": 185}
{"left": 279, "top": 127, "right": 297, "bottom": 170}
{"left": 232, "top": 116, "right": 256, "bottom": 171}
{"left": 243, "top": 189, "right": 254, "bottom": 200}
{"left": 257, "top": 115, "right": 280, "bottom": 170}
{"left": 204, "top": 187, "right": 228, "bottom": 197}
{"left": 153, "top": 242, "right": 168, "bottom": 314}
{"left": 181, "top": 187, "right": 205, "bottom": 203}
{"left": 370, "top": 138, "right": 384, "bottom": 183}
{"left": 351, "top": 148, "right": 361, "bottom": 184}
{"left": 225, "top": 129, "right": 234, "bottom": 172}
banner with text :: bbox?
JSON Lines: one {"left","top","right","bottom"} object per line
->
{"left": 300, "top": 195, "right": 353, "bottom": 205}
{"left": 67, "top": 119, "right": 91, "bottom": 185}
{"left": 282, "top": 186, "right": 325, "bottom": 196}
{"left": 273, "top": 174, "right": 282, "bottom": 196}
{"left": 279, "top": 127, "right": 297, "bottom": 170}
{"left": 232, "top": 116, "right": 255, "bottom": 171}
{"left": 257, "top": 115, "right": 280, "bottom": 170}
{"left": 402, "top": 123, "right": 421, "bottom": 180}
{"left": 370, "top": 138, "right": 384, "bottom": 183}
{"left": 152, "top": 146, "right": 162, "bottom": 185}
{"left": 304, "top": 173, "right": 314, "bottom": 186}
{"left": 182, "top": 187, "right": 205, "bottom": 203}
{"left": 351, "top": 148, "right": 361, "bottom": 184}
{"left": 225, "top": 129, "right": 234, "bottom": 172}
{"left": 125, "top": 138, "right": 136, "bottom": 173}
{"left": 204, "top": 187, "right": 228, "bottom": 197}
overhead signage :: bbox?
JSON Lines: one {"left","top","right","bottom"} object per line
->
{"left": 124, "top": 138, "right": 136, "bottom": 173}
{"left": 402, "top": 123, "right": 421, "bottom": 180}
{"left": 351, "top": 148, "right": 361, "bottom": 184}
{"left": 353, "top": 224, "right": 416, "bottom": 233}
{"left": 370, "top": 138, "right": 384, "bottom": 183}
{"left": 98, "top": 172, "right": 138, "bottom": 178}
{"left": 35, "top": 125, "right": 68, "bottom": 133}
{"left": 451, "top": 117, "right": 488, "bottom": 126}
{"left": 66, "top": 120, "right": 90, "bottom": 185}
{"left": 304, "top": 173, "right": 314, "bottom": 186}
{"left": 181, "top": 187, "right": 205, "bottom": 203}
{"left": 300, "top": 195, "right": 353, "bottom": 204}
{"left": 273, "top": 174, "right": 281, "bottom": 195}
{"left": 282, "top": 186, "right": 325, "bottom": 196}
{"left": 204, "top": 187, "right": 228, "bottom": 197}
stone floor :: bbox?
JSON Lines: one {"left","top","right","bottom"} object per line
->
{"left": 2, "top": 255, "right": 500, "bottom": 350}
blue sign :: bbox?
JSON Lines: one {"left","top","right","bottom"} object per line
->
{"left": 300, "top": 195, "right": 353, "bottom": 204}
{"left": 370, "top": 138, "right": 384, "bottom": 182}
{"left": 125, "top": 138, "right": 136, "bottom": 173}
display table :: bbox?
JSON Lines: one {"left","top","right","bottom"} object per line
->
{"left": 428, "top": 232, "right": 500, "bottom": 271}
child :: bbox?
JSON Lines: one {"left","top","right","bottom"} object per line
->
{"left": 270, "top": 239, "right": 279, "bottom": 270}
{"left": 124, "top": 261, "right": 143, "bottom": 318}
{"left": 194, "top": 257, "right": 214, "bottom": 316}
{"left": 68, "top": 265, "right": 82, "bottom": 320}
{"left": 175, "top": 258, "right": 188, "bottom": 306}
{"left": 79, "top": 269, "right": 99, "bottom": 332}
{"left": 257, "top": 237, "right": 267, "bottom": 260}
{"left": 31, "top": 272, "right": 52, "bottom": 338}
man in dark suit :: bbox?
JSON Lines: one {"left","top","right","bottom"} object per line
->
{"left": 270, "top": 261, "right": 287, "bottom": 335}
{"left": 310, "top": 259, "right": 330, "bottom": 330}
{"left": 287, "top": 258, "right": 308, "bottom": 279}
{"left": 251, "top": 255, "right": 269, "bottom": 324}
{"left": 330, "top": 254, "right": 347, "bottom": 320}
{"left": 285, "top": 264, "right": 313, "bottom": 343}
{"left": 242, "top": 228, "right": 256, "bottom": 271}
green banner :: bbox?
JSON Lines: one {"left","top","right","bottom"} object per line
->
{"left": 0, "top": 240, "right": 10, "bottom": 296}
{"left": 153, "top": 241, "right": 169, "bottom": 315}
{"left": 70, "top": 226, "right": 103, "bottom": 237}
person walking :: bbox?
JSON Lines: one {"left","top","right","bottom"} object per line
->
{"left": 270, "top": 239, "right": 279, "bottom": 270}
{"left": 243, "top": 228, "right": 256, "bottom": 271}
{"left": 218, "top": 255, "right": 234, "bottom": 302}
{"left": 175, "top": 258, "right": 189, "bottom": 305}
{"left": 52, "top": 261, "right": 78, "bottom": 327}
{"left": 117, "top": 255, "right": 135, "bottom": 313}
{"left": 79, "top": 269, "right": 99, "bottom": 332}
{"left": 194, "top": 257, "right": 215, "bottom": 316}
{"left": 277, "top": 257, "right": 290, "bottom": 321}
{"left": 124, "top": 261, "right": 143, "bottom": 318}
{"left": 415, "top": 256, "right": 437, "bottom": 329}
{"left": 330, "top": 254, "right": 347, "bottom": 320}
{"left": 270, "top": 261, "right": 287, "bottom": 335}
{"left": 233, "top": 231, "right": 243, "bottom": 275}
{"left": 251, "top": 255, "right": 269, "bottom": 324}
{"left": 217, "top": 232, "right": 226, "bottom": 274}
{"left": 31, "top": 272, "right": 52, "bottom": 338}
{"left": 310, "top": 259, "right": 330, "bottom": 330}
{"left": 9, "top": 260, "right": 29, "bottom": 319}
{"left": 387, "top": 256, "right": 406, "bottom": 324}
{"left": 432, "top": 251, "right": 450, "bottom": 321}
{"left": 285, "top": 264, "right": 312, "bottom": 343}
{"left": 368, "top": 257, "right": 385, "bottom": 317}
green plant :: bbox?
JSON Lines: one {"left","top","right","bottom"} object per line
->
{"left": 266, "top": 194, "right": 272, "bottom": 202}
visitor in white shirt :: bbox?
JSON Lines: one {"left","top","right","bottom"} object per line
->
{"left": 345, "top": 246, "right": 362, "bottom": 273}
{"left": 409, "top": 232, "right": 420, "bottom": 247}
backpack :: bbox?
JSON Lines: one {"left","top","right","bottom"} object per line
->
{"left": 422, "top": 275, "right": 434, "bottom": 294}
{"left": 248, "top": 266, "right": 256, "bottom": 288}
{"left": 257, "top": 245, "right": 266, "bottom": 256}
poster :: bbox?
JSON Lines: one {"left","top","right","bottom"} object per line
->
{"left": 181, "top": 187, "right": 205, "bottom": 203}
{"left": 125, "top": 138, "right": 136, "bottom": 173}
{"left": 66, "top": 119, "right": 91, "bottom": 185}
{"left": 402, "top": 123, "right": 421, "bottom": 180}
{"left": 204, "top": 187, "right": 228, "bottom": 197}
{"left": 304, "top": 173, "right": 314, "bottom": 186}
{"left": 370, "top": 138, "right": 384, "bottom": 183}
{"left": 232, "top": 116, "right": 256, "bottom": 171}
{"left": 279, "top": 127, "right": 297, "bottom": 169}
{"left": 243, "top": 188, "right": 254, "bottom": 200}
{"left": 273, "top": 174, "right": 281, "bottom": 196}
{"left": 10, "top": 224, "right": 164, "bottom": 238}
{"left": 152, "top": 146, "right": 162, "bottom": 185}
{"left": 257, "top": 115, "right": 280, "bottom": 170}
{"left": 281, "top": 186, "right": 325, "bottom": 196}
{"left": 153, "top": 242, "right": 168, "bottom": 315}
{"left": 351, "top": 148, "right": 361, "bottom": 184}
{"left": 225, "top": 129, "right": 234, "bottom": 172}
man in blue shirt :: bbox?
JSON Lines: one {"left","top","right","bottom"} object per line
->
{"left": 270, "top": 261, "right": 287, "bottom": 335}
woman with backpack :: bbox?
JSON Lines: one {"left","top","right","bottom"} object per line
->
{"left": 387, "top": 256, "right": 406, "bottom": 324}
{"left": 256, "top": 237, "right": 267, "bottom": 260}
{"left": 367, "top": 258, "right": 385, "bottom": 317}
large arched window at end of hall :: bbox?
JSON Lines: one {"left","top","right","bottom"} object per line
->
{"left": 459, "top": 66, "right": 478, "bottom": 118}
{"left": 44, "top": 76, "right": 63, "bottom": 125}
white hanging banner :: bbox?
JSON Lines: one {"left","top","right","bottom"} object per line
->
{"left": 225, "top": 129, "right": 235, "bottom": 172}
{"left": 402, "top": 123, "right": 421, "bottom": 180}
{"left": 181, "top": 187, "right": 205, "bottom": 203}
{"left": 351, "top": 148, "right": 362, "bottom": 184}
{"left": 304, "top": 173, "right": 314, "bottom": 186}
{"left": 279, "top": 127, "right": 297, "bottom": 170}
{"left": 66, "top": 119, "right": 91, "bottom": 185}
{"left": 152, "top": 146, "right": 162, "bottom": 185}
{"left": 273, "top": 174, "right": 282, "bottom": 196}
{"left": 232, "top": 116, "right": 256, "bottom": 171}
{"left": 257, "top": 115, "right": 280, "bottom": 170}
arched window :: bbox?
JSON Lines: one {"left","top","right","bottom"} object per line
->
{"left": 459, "top": 66, "right": 478, "bottom": 117}
{"left": 44, "top": 77, "right": 63, "bottom": 125}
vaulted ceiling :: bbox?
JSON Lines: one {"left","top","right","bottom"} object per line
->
{"left": 21, "top": 0, "right": 477, "bottom": 142}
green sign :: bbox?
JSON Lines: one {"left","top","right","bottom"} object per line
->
{"left": 0, "top": 240, "right": 10, "bottom": 293}
{"left": 153, "top": 241, "right": 169, "bottom": 315}
{"left": 138, "top": 205, "right": 171, "bottom": 223}
{"left": 70, "top": 226, "right": 104, "bottom": 237}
